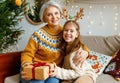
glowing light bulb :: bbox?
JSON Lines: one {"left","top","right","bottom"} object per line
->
{"left": 114, "top": 17, "right": 118, "bottom": 21}
{"left": 115, "top": 13, "right": 119, "bottom": 16}
{"left": 90, "top": 21, "right": 94, "bottom": 25}
{"left": 114, "top": 27, "right": 117, "bottom": 31}
{"left": 89, "top": 5, "right": 92, "bottom": 9}
{"left": 88, "top": 31, "right": 92, "bottom": 35}
{"left": 114, "top": 23, "right": 118, "bottom": 27}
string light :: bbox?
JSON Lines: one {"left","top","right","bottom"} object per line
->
{"left": 54, "top": 0, "right": 120, "bottom": 36}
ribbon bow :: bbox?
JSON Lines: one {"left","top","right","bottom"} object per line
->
{"left": 32, "top": 62, "right": 50, "bottom": 79}
{"left": 32, "top": 62, "right": 46, "bottom": 67}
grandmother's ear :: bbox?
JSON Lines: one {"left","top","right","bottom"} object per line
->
{"left": 43, "top": 16, "right": 46, "bottom": 22}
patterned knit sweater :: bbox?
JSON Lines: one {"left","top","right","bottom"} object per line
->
{"left": 56, "top": 48, "right": 97, "bottom": 83}
{"left": 21, "top": 25, "right": 64, "bottom": 67}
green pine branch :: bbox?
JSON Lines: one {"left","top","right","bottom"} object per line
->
{"left": 0, "top": 0, "right": 25, "bottom": 52}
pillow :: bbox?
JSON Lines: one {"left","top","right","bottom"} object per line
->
{"left": 87, "top": 51, "right": 112, "bottom": 75}
{"left": 103, "top": 49, "right": 120, "bottom": 81}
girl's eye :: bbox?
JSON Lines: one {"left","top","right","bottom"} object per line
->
{"left": 71, "top": 30, "right": 74, "bottom": 32}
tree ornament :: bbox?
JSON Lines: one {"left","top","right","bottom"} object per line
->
{"left": 15, "top": 0, "right": 22, "bottom": 6}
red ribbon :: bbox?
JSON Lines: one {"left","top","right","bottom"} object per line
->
{"left": 31, "top": 62, "right": 51, "bottom": 79}
{"left": 32, "top": 62, "right": 46, "bottom": 67}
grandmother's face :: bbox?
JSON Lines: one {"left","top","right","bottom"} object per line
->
{"left": 43, "top": 6, "right": 61, "bottom": 26}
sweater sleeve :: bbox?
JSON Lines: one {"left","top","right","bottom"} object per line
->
{"left": 55, "top": 67, "right": 84, "bottom": 80}
{"left": 21, "top": 35, "right": 38, "bottom": 66}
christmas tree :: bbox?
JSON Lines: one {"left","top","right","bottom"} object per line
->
{"left": 0, "top": 0, "right": 25, "bottom": 52}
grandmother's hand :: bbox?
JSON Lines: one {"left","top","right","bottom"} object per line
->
{"left": 21, "top": 70, "right": 31, "bottom": 80}
{"left": 72, "top": 50, "right": 88, "bottom": 66}
{"left": 21, "top": 64, "right": 32, "bottom": 80}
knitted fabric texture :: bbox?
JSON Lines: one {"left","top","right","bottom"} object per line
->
{"left": 21, "top": 25, "right": 64, "bottom": 66}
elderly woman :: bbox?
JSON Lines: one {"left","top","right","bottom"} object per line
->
{"left": 20, "top": 1, "right": 88, "bottom": 83}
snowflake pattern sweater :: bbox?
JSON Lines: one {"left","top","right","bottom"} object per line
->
{"left": 21, "top": 25, "right": 64, "bottom": 67}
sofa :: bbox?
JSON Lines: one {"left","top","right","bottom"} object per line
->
{"left": 0, "top": 35, "right": 120, "bottom": 83}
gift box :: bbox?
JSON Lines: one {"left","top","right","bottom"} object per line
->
{"left": 23, "top": 62, "right": 55, "bottom": 80}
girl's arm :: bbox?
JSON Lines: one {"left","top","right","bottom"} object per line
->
{"left": 55, "top": 67, "right": 84, "bottom": 80}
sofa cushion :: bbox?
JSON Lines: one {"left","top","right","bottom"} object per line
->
{"left": 96, "top": 74, "right": 120, "bottom": 83}
{"left": 4, "top": 73, "right": 120, "bottom": 83}
{"left": 81, "top": 35, "right": 120, "bottom": 56}
{"left": 103, "top": 48, "right": 120, "bottom": 81}
{"left": 4, "top": 74, "right": 20, "bottom": 83}
{"left": 87, "top": 51, "right": 112, "bottom": 75}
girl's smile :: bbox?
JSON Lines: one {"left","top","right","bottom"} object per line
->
{"left": 63, "top": 22, "right": 78, "bottom": 44}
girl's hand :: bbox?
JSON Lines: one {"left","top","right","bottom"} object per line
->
{"left": 73, "top": 50, "right": 88, "bottom": 66}
{"left": 49, "top": 62, "right": 57, "bottom": 77}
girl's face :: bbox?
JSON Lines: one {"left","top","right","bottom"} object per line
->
{"left": 63, "top": 22, "right": 78, "bottom": 44}
{"left": 44, "top": 6, "right": 61, "bottom": 26}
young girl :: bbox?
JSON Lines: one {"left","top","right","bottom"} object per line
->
{"left": 54, "top": 20, "right": 97, "bottom": 83}
{"left": 20, "top": 1, "right": 88, "bottom": 83}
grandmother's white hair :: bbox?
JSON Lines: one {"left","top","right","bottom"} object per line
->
{"left": 39, "top": 1, "right": 62, "bottom": 22}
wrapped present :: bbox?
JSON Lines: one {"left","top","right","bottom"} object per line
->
{"left": 23, "top": 62, "right": 55, "bottom": 80}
